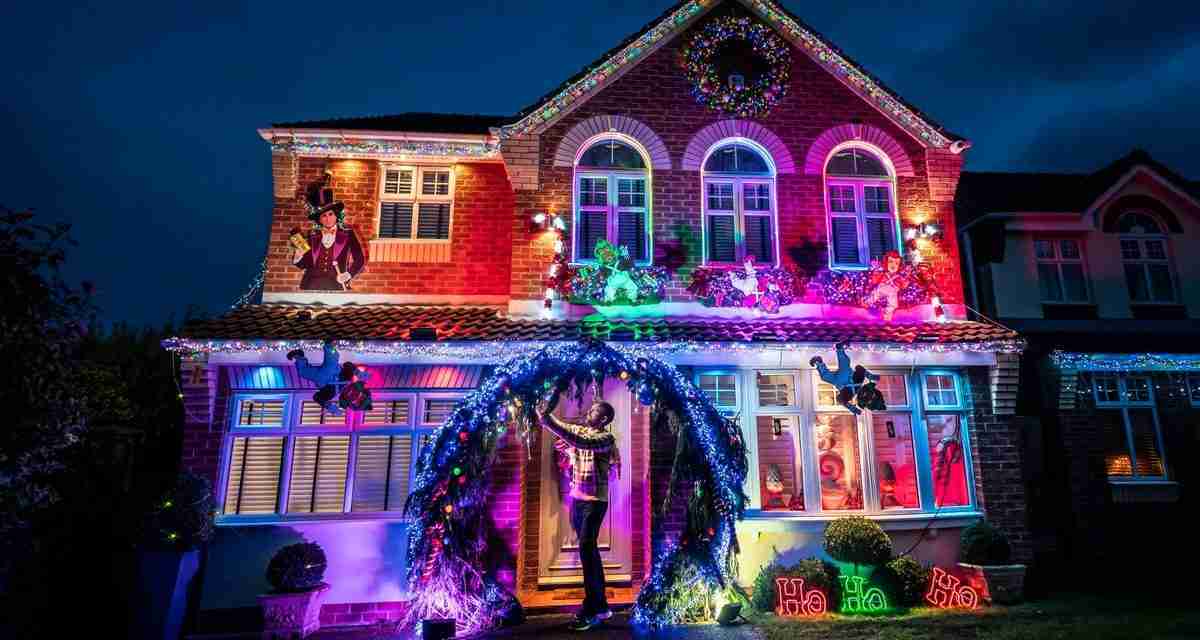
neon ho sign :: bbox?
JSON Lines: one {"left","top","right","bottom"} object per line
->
{"left": 774, "top": 577, "right": 828, "bottom": 616}
{"left": 839, "top": 575, "right": 888, "bottom": 613}
{"left": 925, "top": 567, "right": 980, "bottom": 609}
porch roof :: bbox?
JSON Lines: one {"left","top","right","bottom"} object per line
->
{"left": 168, "top": 304, "right": 1019, "bottom": 351}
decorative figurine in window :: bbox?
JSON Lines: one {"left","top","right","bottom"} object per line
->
{"left": 865, "top": 251, "right": 910, "bottom": 322}
{"left": 763, "top": 463, "right": 787, "bottom": 509}
{"left": 291, "top": 169, "right": 367, "bottom": 291}
{"left": 595, "top": 241, "right": 640, "bottom": 303}
{"left": 933, "top": 419, "right": 968, "bottom": 506}
{"left": 809, "top": 341, "right": 887, "bottom": 414}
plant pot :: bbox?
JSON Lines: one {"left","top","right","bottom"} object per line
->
{"left": 258, "top": 583, "right": 330, "bottom": 639}
{"left": 130, "top": 549, "right": 202, "bottom": 640}
{"left": 957, "top": 562, "right": 1026, "bottom": 604}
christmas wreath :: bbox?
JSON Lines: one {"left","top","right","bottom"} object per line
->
{"left": 681, "top": 15, "right": 792, "bottom": 118}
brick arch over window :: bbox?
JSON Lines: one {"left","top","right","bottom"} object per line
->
{"left": 1100, "top": 194, "right": 1184, "bottom": 233}
{"left": 552, "top": 115, "right": 671, "bottom": 170}
{"left": 681, "top": 120, "right": 796, "bottom": 173}
{"left": 804, "top": 123, "right": 915, "bottom": 177}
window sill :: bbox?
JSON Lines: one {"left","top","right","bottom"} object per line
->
{"left": 741, "top": 509, "right": 981, "bottom": 531}
{"left": 369, "top": 239, "right": 451, "bottom": 263}
{"left": 1108, "top": 480, "right": 1179, "bottom": 504}
{"left": 216, "top": 513, "right": 411, "bottom": 527}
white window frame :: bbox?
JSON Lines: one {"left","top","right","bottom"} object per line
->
{"left": 216, "top": 390, "right": 463, "bottom": 524}
{"left": 696, "top": 370, "right": 741, "bottom": 416}
{"left": 1186, "top": 373, "right": 1200, "bottom": 408}
{"left": 700, "top": 140, "right": 780, "bottom": 267}
{"left": 1117, "top": 212, "right": 1176, "bottom": 305}
{"left": 823, "top": 144, "right": 901, "bottom": 270}
{"left": 376, "top": 165, "right": 455, "bottom": 243}
{"left": 1033, "top": 237, "right": 1091, "bottom": 303}
{"left": 572, "top": 136, "right": 652, "bottom": 265}
{"left": 1091, "top": 373, "right": 1169, "bottom": 482}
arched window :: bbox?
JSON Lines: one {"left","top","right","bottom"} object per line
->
{"left": 824, "top": 146, "right": 899, "bottom": 269}
{"left": 702, "top": 141, "right": 777, "bottom": 265}
{"left": 574, "top": 137, "right": 650, "bottom": 263}
{"left": 1117, "top": 211, "right": 1176, "bottom": 303}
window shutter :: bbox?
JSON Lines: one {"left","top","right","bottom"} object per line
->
{"left": 238, "top": 399, "right": 284, "bottom": 426}
{"left": 415, "top": 203, "right": 451, "bottom": 240}
{"left": 379, "top": 202, "right": 413, "bottom": 239}
{"left": 1128, "top": 409, "right": 1165, "bottom": 476}
{"left": 423, "top": 398, "right": 458, "bottom": 425}
{"left": 364, "top": 399, "right": 411, "bottom": 425}
{"left": 287, "top": 435, "right": 351, "bottom": 514}
{"left": 578, "top": 211, "right": 608, "bottom": 260}
{"left": 352, "top": 434, "right": 414, "bottom": 512}
{"left": 223, "top": 437, "right": 284, "bottom": 515}
{"left": 831, "top": 218, "right": 861, "bottom": 265}
{"left": 383, "top": 169, "right": 413, "bottom": 196}
{"left": 617, "top": 211, "right": 647, "bottom": 261}
{"left": 865, "top": 218, "right": 896, "bottom": 261}
{"left": 744, "top": 216, "right": 773, "bottom": 263}
{"left": 707, "top": 214, "right": 736, "bottom": 263}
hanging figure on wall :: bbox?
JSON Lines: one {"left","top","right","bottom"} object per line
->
{"left": 287, "top": 341, "right": 373, "bottom": 423}
{"left": 292, "top": 168, "right": 367, "bottom": 291}
{"left": 809, "top": 341, "right": 887, "bottom": 415}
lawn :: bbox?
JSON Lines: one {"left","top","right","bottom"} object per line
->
{"left": 748, "top": 595, "right": 1200, "bottom": 640}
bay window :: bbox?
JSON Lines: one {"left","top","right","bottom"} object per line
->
{"left": 574, "top": 138, "right": 651, "bottom": 263}
{"left": 743, "top": 367, "right": 974, "bottom": 516}
{"left": 219, "top": 391, "right": 460, "bottom": 520}
{"left": 824, "top": 147, "right": 899, "bottom": 269}
{"left": 702, "top": 142, "right": 777, "bottom": 265}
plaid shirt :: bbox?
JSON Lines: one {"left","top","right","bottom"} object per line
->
{"left": 541, "top": 414, "right": 619, "bottom": 502}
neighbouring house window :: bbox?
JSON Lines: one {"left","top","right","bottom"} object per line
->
{"left": 377, "top": 166, "right": 454, "bottom": 240}
{"left": 1116, "top": 212, "right": 1176, "bottom": 303}
{"left": 1092, "top": 374, "right": 1168, "bottom": 480}
{"left": 220, "top": 391, "right": 461, "bottom": 519}
{"left": 702, "top": 142, "right": 777, "bottom": 265}
{"left": 574, "top": 138, "right": 650, "bottom": 263}
{"left": 825, "top": 147, "right": 898, "bottom": 269}
{"left": 1034, "top": 238, "right": 1089, "bottom": 303}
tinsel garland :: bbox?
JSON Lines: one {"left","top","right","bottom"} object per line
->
{"left": 568, "top": 263, "right": 670, "bottom": 306}
{"left": 688, "top": 265, "right": 804, "bottom": 313}
{"left": 401, "top": 339, "right": 748, "bottom": 632}
{"left": 814, "top": 262, "right": 938, "bottom": 310}
{"left": 680, "top": 15, "right": 792, "bottom": 118}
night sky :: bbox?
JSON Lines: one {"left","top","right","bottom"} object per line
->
{"left": 4, "top": 1, "right": 1198, "bottom": 327}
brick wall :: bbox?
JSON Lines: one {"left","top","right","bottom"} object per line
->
{"left": 180, "top": 357, "right": 226, "bottom": 488}
{"left": 263, "top": 157, "right": 514, "bottom": 296}
{"left": 507, "top": 3, "right": 965, "bottom": 304}
{"left": 965, "top": 366, "right": 1033, "bottom": 563}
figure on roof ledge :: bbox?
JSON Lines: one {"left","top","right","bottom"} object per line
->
{"left": 865, "top": 251, "right": 909, "bottom": 322}
{"left": 291, "top": 169, "right": 367, "bottom": 291}
{"left": 287, "top": 341, "right": 373, "bottom": 424}
{"left": 809, "top": 341, "right": 887, "bottom": 415}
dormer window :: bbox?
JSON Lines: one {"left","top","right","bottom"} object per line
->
{"left": 702, "top": 141, "right": 777, "bottom": 265}
{"left": 1116, "top": 211, "right": 1176, "bottom": 303}
{"left": 824, "top": 146, "right": 899, "bottom": 269}
{"left": 574, "top": 138, "right": 651, "bottom": 263}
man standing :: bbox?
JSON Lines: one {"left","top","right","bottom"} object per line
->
{"left": 292, "top": 170, "right": 366, "bottom": 291}
{"left": 537, "top": 399, "right": 620, "bottom": 631}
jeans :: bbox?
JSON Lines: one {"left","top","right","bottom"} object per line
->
{"left": 570, "top": 499, "right": 609, "bottom": 617}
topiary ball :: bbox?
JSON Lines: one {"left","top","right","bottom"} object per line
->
{"left": 823, "top": 516, "right": 892, "bottom": 568}
{"left": 879, "top": 555, "right": 930, "bottom": 607}
{"left": 266, "top": 542, "right": 327, "bottom": 593}
{"left": 960, "top": 521, "right": 1012, "bottom": 565}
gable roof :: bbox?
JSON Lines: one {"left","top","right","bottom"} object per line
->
{"left": 499, "top": 0, "right": 964, "bottom": 148}
{"left": 956, "top": 149, "right": 1200, "bottom": 227}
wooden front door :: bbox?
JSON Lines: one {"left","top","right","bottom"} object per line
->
{"left": 537, "top": 380, "right": 633, "bottom": 585}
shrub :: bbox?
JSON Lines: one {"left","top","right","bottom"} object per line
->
{"left": 140, "top": 472, "right": 216, "bottom": 551}
{"left": 750, "top": 556, "right": 840, "bottom": 613}
{"left": 960, "top": 521, "right": 1012, "bottom": 565}
{"left": 875, "top": 555, "right": 930, "bottom": 607}
{"left": 823, "top": 516, "right": 892, "bottom": 569}
{"left": 266, "top": 542, "right": 327, "bottom": 593}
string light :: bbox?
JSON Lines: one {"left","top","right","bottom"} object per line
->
{"left": 230, "top": 257, "right": 268, "bottom": 309}
{"left": 681, "top": 14, "right": 792, "bottom": 118}
{"left": 1051, "top": 351, "right": 1200, "bottom": 372}
{"left": 269, "top": 138, "right": 500, "bottom": 160}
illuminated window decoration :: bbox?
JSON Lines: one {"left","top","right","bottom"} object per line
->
{"left": 838, "top": 575, "right": 888, "bottom": 613}
{"left": 681, "top": 15, "right": 792, "bottom": 118}
{"left": 924, "top": 567, "right": 980, "bottom": 610}
{"left": 688, "top": 262, "right": 803, "bottom": 313}
{"left": 1050, "top": 351, "right": 1200, "bottom": 373}
{"left": 563, "top": 240, "right": 669, "bottom": 306}
{"left": 398, "top": 340, "right": 748, "bottom": 633}
{"left": 774, "top": 577, "right": 828, "bottom": 616}
{"left": 813, "top": 256, "right": 944, "bottom": 322}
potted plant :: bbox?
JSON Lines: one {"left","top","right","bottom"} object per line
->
{"left": 130, "top": 472, "right": 216, "bottom": 640}
{"left": 823, "top": 516, "right": 892, "bottom": 576}
{"left": 258, "top": 542, "right": 329, "bottom": 639}
{"left": 957, "top": 521, "right": 1025, "bottom": 604}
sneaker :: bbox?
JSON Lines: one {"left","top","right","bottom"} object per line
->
{"left": 595, "top": 609, "right": 613, "bottom": 621}
{"left": 809, "top": 356, "right": 822, "bottom": 368}
{"left": 286, "top": 349, "right": 305, "bottom": 361}
{"left": 568, "top": 616, "right": 597, "bottom": 631}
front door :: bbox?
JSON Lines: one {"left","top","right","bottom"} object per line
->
{"left": 537, "top": 379, "right": 632, "bottom": 585}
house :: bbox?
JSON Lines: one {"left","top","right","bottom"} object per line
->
{"left": 166, "top": 0, "right": 1028, "bottom": 630}
{"left": 957, "top": 150, "right": 1200, "bottom": 587}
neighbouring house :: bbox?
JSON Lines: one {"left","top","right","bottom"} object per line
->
{"left": 957, "top": 150, "right": 1200, "bottom": 587}
{"left": 166, "top": 0, "right": 1029, "bottom": 630}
